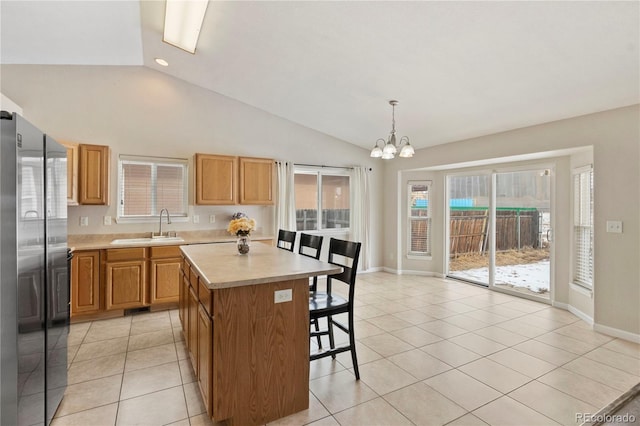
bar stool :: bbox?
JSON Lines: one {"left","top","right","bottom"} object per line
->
{"left": 276, "top": 229, "right": 296, "bottom": 252}
{"left": 298, "top": 233, "right": 324, "bottom": 291}
{"left": 309, "top": 238, "right": 362, "bottom": 379}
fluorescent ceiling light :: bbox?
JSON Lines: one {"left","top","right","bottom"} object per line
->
{"left": 163, "top": 0, "right": 209, "bottom": 54}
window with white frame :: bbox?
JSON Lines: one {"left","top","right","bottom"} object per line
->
{"left": 294, "top": 167, "right": 350, "bottom": 231}
{"left": 573, "top": 166, "right": 593, "bottom": 288}
{"left": 117, "top": 155, "right": 188, "bottom": 221}
{"left": 408, "top": 181, "right": 431, "bottom": 256}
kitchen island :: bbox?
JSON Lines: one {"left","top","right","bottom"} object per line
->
{"left": 179, "top": 242, "right": 341, "bottom": 426}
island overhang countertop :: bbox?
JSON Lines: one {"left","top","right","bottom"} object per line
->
{"left": 180, "top": 242, "right": 342, "bottom": 289}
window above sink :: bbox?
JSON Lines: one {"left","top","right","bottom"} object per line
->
{"left": 116, "top": 155, "right": 188, "bottom": 224}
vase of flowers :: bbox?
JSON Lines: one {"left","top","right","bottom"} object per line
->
{"left": 227, "top": 213, "right": 256, "bottom": 255}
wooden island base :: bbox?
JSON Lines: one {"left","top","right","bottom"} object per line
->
{"left": 213, "top": 278, "right": 309, "bottom": 425}
{"left": 179, "top": 243, "right": 339, "bottom": 426}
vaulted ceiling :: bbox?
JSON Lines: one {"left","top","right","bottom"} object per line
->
{"left": 2, "top": 1, "right": 638, "bottom": 151}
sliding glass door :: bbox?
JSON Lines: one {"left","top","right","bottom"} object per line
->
{"left": 448, "top": 174, "right": 491, "bottom": 286}
{"left": 447, "top": 167, "right": 552, "bottom": 301}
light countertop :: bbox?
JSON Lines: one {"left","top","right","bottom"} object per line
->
{"left": 181, "top": 242, "right": 342, "bottom": 289}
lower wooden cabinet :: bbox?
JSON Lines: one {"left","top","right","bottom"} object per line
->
{"left": 70, "top": 245, "right": 182, "bottom": 320}
{"left": 104, "top": 248, "right": 147, "bottom": 310}
{"left": 188, "top": 285, "right": 199, "bottom": 371}
{"left": 71, "top": 250, "right": 100, "bottom": 315}
{"left": 105, "top": 260, "right": 146, "bottom": 310}
{"left": 150, "top": 246, "right": 181, "bottom": 305}
{"left": 197, "top": 304, "right": 213, "bottom": 416}
{"left": 179, "top": 269, "right": 189, "bottom": 330}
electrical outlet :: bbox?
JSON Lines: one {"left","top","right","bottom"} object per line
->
{"left": 209, "top": 214, "right": 216, "bottom": 224}
{"left": 103, "top": 216, "right": 112, "bottom": 226}
{"left": 193, "top": 215, "right": 199, "bottom": 224}
{"left": 606, "top": 220, "right": 623, "bottom": 233}
{"left": 80, "top": 217, "right": 88, "bottom": 227}
{"left": 274, "top": 289, "right": 292, "bottom": 304}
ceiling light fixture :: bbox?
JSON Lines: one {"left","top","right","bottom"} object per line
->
{"left": 155, "top": 58, "right": 169, "bottom": 67}
{"left": 163, "top": 0, "right": 209, "bottom": 54}
{"left": 370, "top": 100, "right": 414, "bottom": 159}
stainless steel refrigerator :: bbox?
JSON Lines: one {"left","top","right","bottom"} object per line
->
{"left": 1, "top": 111, "right": 69, "bottom": 425}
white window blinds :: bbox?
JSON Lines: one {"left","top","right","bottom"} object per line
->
{"left": 408, "top": 181, "right": 431, "bottom": 256}
{"left": 573, "top": 166, "right": 593, "bottom": 288}
{"left": 118, "top": 156, "right": 188, "bottom": 219}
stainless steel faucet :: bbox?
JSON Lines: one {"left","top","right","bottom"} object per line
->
{"left": 158, "top": 208, "right": 171, "bottom": 237}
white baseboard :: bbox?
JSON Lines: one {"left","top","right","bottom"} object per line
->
{"left": 395, "top": 269, "right": 438, "bottom": 277}
{"left": 358, "top": 266, "right": 384, "bottom": 274}
{"left": 593, "top": 323, "right": 640, "bottom": 343}
{"left": 567, "top": 305, "right": 594, "bottom": 326}
{"left": 552, "top": 301, "right": 569, "bottom": 310}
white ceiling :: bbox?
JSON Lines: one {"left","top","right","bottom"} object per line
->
{"left": 1, "top": 1, "right": 638, "bottom": 151}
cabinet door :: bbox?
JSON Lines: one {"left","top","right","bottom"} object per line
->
{"left": 188, "top": 285, "right": 199, "bottom": 373}
{"left": 150, "top": 258, "right": 181, "bottom": 304}
{"left": 60, "top": 141, "right": 79, "bottom": 205}
{"left": 197, "top": 304, "right": 213, "bottom": 416}
{"left": 79, "top": 144, "right": 110, "bottom": 205}
{"left": 195, "top": 153, "right": 237, "bottom": 205}
{"left": 239, "top": 157, "right": 274, "bottom": 205}
{"left": 179, "top": 272, "right": 189, "bottom": 333}
{"left": 71, "top": 250, "right": 100, "bottom": 315}
{"left": 105, "top": 260, "right": 146, "bottom": 310}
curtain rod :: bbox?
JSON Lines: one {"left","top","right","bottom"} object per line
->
{"left": 275, "top": 161, "right": 372, "bottom": 172}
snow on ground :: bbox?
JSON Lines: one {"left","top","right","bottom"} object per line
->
{"left": 451, "top": 260, "right": 550, "bottom": 293}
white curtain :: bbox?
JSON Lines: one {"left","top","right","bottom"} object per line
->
{"left": 351, "top": 166, "right": 371, "bottom": 270}
{"left": 275, "top": 161, "right": 296, "bottom": 232}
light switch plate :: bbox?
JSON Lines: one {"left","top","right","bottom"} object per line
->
{"left": 606, "top": 220, "right": 623, "bottom": 233}
{"left": 209, "top": 215, "right": 216, "bottom": 223}
{"left": 193, "top": 215, "right": 199, "bottom": 224}
{"left": 103, "top": 216, "right": 112, "bottom": 226}
{"left": 80, "top": 217, "right": 88, "bottom": 227}
{"left": 274, "top": 289, "right": 292, "bottom": 303}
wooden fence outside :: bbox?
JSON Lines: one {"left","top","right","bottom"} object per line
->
{"left": 449, "top": 208, "right": 541, "bottom": 256}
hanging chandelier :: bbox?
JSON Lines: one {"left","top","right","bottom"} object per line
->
{"left": 370, "top": 100, "right": 414, "bottom": 159}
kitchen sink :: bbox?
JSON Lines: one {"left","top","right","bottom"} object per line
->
{"left": 110, "top": 236, "right": 184, "bottom": 245}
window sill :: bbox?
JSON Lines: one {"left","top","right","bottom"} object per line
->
{"left": 570, "top": 282, "right": 593, "bottom": 298}
{"left": 407, "top": 254, "right": 432, "bottom": 261}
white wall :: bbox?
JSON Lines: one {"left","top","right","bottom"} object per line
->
{"left": 384, "top": 105, "right": 639, "bottom": 339}
{"left": 0, "top": 93, "right": 23, "bottom": 115}
{"left": 0, "top": 65, "right": 383, "bottom": 268}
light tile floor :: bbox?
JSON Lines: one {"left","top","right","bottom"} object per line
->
{"left": 51, "top": 272, "right": 640, "bottom": 426}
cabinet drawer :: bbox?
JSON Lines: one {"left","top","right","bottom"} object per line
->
{"left": 198, "top": 279, "right": 213, "bottom": 316}
{"left": 105, "top": 247, "right": 146, "bottom": 262}
{"left": 150, "top": 245, "right": 181, "bottom": 259}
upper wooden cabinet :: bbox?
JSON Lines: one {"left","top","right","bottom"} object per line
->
{"left": 79, "top": 144, "right": 110, "bottom": 205}
{"left": 239, "top": 157, "right": 274, "bottom": 205}
{"left": 59, "top": 141, "right": 79, "bottom": 205}
{"left": 195, "top": 153, "right": 237, "bottom": 205}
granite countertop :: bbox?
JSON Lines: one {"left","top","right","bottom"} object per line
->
{"left": 68, "top": 230, "right": 273, "bottom": 251}
{"left": 181, "top": 242, "right": 342, "bottom": 289}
